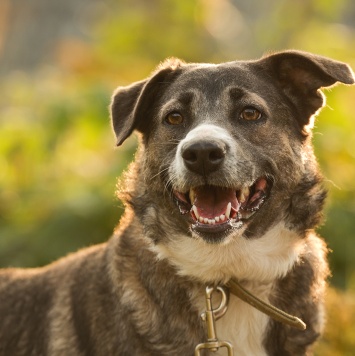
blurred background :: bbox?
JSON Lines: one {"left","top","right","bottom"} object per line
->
{"left": 0, "top": 0, "right": 354, "bottom": 353}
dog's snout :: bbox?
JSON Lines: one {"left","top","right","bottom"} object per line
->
{"left": 181, "top": 140, "right": 226, "bottom": 175}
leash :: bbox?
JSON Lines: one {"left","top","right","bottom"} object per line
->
{"left": 227, "top": 279, "right": 306, "bottom": 330}
{"left": 195, "top": 279, "right": 306, "bottom": 355}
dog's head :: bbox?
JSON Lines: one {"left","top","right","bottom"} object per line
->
{"left": 110, "top": 51, "right": 354, "bottom": 281}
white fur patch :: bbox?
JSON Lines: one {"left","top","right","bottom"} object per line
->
{"left": 182, "top": 124, "right": 233, "bottom": 143}
{"left": 152, "top": 222, "right": 305, "bottom": 284}
{"left": 215, "top": 291, "right": 270, "bottom": 356}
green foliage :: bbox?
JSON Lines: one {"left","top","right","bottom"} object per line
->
{"left": 0, "top": 71, "right": 136, "bottom": 267}
{"left": 315, "top": 288, "right": 355, "bottom": 355}
{"left": 313, "top": 86, "right": 355, "bottom": 289}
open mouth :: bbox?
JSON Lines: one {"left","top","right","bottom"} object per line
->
{"left": 173, "top": 177, "right": 272, "bottom": 237}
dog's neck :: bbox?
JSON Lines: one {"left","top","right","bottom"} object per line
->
{"left": 150, "top": 222, "right": 305, "bottom": 284}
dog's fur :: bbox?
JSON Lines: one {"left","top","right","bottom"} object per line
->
{"left": 0, "top": 51, "right": 354, "bottom": 356}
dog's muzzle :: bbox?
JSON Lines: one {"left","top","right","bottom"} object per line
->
{"left": 172, "top": 136, "right": 272, "bottom": 240}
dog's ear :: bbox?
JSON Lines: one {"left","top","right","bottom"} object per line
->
{"left": 259, "top": 50, "right": 354, "bottom": 126}
{"left": 110, "top": 58, "right": 185, "bottom": 146}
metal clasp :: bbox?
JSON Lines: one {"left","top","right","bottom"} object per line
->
{"left": 195, "top": 286, "right": 234, "bottom": 355}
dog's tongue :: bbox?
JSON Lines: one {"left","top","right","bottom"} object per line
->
{"left": 193, "top": 186, "right": 237, "bottom": 218}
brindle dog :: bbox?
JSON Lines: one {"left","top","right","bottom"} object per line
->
{"left": 0, "top": 51, "right": 354, "bottom": 355}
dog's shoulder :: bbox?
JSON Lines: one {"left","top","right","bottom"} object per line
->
{"left": 0, "top": 243, "right": 110, "bottom": 355}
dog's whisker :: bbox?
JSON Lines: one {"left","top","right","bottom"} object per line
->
{"left": 150, "top": 167, "right": 170, "bottom": 181}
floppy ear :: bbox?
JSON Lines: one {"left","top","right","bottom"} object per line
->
{"left": 110, "top": 58, "right": 185, "bottom": 146}
{"left": 258, "top": 50, "right": 354, "bottom": 126}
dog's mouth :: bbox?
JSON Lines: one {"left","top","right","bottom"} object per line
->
{"left": 173, "top": 177, "right": 272, "bottom": 238}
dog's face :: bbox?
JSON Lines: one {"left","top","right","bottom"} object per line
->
{"left": 111, "top": 51, "right": 354, "bottom": 281}
{"left": 152, "top": 63, "right": 306, "bottom": 243}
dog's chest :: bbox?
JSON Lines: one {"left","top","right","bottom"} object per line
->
{"left": 194, "top": 285, "right": 271, "bottom": 356}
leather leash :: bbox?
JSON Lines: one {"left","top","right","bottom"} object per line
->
{"left": 227, "top": 278, "right": 306, "bottom": 330}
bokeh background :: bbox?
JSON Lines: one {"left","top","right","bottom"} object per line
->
{"left": 0, "top": 0, "right": 354, "bottom": 353}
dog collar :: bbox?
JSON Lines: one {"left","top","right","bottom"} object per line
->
{"left": 195, "top": 279, "right": 306, "bottom": 355}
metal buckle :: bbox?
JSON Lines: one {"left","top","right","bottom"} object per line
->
{"left": 195, "top": 286, "right": 234, "bottom": 355}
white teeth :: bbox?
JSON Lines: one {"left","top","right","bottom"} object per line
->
{"left": 193, "top": 203, "right": 233, "bottom": 224}
{"left": 225, "top": 202, "right": 231, "bottom": 219}
{"left": 192, "top": 205, "right": 199, "bottom": 219}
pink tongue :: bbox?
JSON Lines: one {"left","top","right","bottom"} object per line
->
{"left": 193, "top": 186, "right": 238, "bottom": 218}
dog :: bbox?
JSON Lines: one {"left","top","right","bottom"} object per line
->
{"left": 0, "top": 50, "right": 354, "bottom": 356}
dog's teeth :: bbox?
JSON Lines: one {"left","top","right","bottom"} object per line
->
{"left": 225, "top": 202, "right": 231, "bottom": 219}
{"left": 220, "top": 214, "right": 226, "bottom": 221}
{"left": 208, "top": 219, "right": 214, "bottom": 225}
{"left": 192, "top": 205, "right": 199, "bottom": 219}
{"left": 199, "top": 216, "right": 204, "bottom": 223}
{"left": 189, "top": 189, "right": 196, "bottom": 204}
{"left": 215, "top": 216, "right": 220, "bottom": 222}
{"left": 239, "top": 187, "right": 250, "bottom": 203}
{"left": 203, "top": 218, "right": 208, "bottom": 224}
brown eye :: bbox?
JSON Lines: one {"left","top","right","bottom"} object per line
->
{"left": 165, "top": 112, "right": 184, "bottom": 125}
{"left": 240, "top": 107, "right": 262, "bottom": 121}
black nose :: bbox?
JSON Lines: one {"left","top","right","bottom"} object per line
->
{"left": 181, "top": 140, "right": 226, "bottom": 176}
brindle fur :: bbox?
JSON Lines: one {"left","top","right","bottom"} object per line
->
{"left": 0, "top": 51, "right": 354, "bottom": 355}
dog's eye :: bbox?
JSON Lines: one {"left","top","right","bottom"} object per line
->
{"left": 240, "top": 107, "right": 262, "bottom": 121}
{"left": 165, "top": 112, "right": 184, "bottom": 125}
